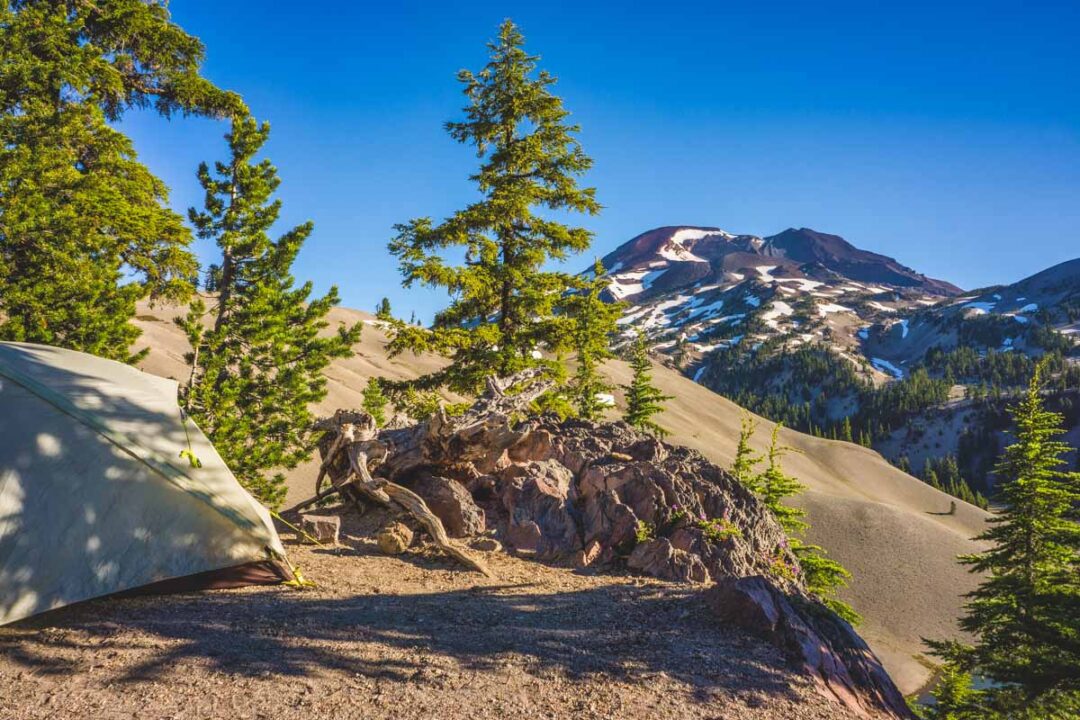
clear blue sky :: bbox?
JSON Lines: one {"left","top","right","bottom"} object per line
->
{"left": 121, "top": 0, "right": 1080, "bottom": 321}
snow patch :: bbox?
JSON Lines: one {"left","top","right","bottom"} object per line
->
{"left": 642, "top": 268, "right": 669, "bottom": 290}
{"left": 871, "top": 357, "right": 905, "bottom": 379}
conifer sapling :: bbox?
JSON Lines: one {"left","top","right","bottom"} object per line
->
{"left": 179, "top": 115, "right": 361, "bottom": 508}
{"left": 622, "top": 331, "right": 673, "bottom": 437}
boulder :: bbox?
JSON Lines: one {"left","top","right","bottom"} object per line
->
{"left": 376, "top": 522, "right": 414, "bottom": 555}
{"left": 299, "top": 514, "right": 340, "bottom": 545}
{"left": 410, "top": 474, "right": 485, "bottom": 538}
{"left": 499, "top": 460, "right": 581, "bottom": 558}
{"left": 627, "top": 538, "right": 711, "bottom": 583}
{"left": 706, "top": 576, "right": 913, "bottom": 719}
{"left": 581, "top": 489, "right": 638, "bottom": 550}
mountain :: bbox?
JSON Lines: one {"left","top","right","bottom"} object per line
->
{"left": 600, "top": 225, "right": 961, "bottom": 386}
{"left": 600, "top": 226, "right": 1080, "bottom": 500}
{"left": 132, "top": 298, "right": 988, "bottom": 696}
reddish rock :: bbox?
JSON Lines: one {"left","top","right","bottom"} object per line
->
{"left": 627, "top": 538, "right": 710, "bottom": 583}
{"left": 410, "top": 474, "right": 486, "bottom": 538}
{"left": 573, "top": 539, "right": 604, "bottom": 568}
{"left": 299, "top": 514, "right": 340, "bottom": 545}
{"left": 581, "top": 489, "right": 638, "bottom": 549}
{"left": 706, "top": 576, "right": 913, "bottom": 720}
{"left": 499, "top": 461, "right": 581, "bottom": 558}
{"left": 508, "top": 429, "right": 555, "bottom": 463}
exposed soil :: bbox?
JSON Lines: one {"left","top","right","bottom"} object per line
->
{"left": 0, "top": 508, "right": 870, "bottom": 720}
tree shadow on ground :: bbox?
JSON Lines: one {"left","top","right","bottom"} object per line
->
{"left": 2, "top": 580, "right": 802, "bottom": 706}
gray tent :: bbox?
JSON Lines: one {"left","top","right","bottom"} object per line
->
{"left": 0, "top": 342, "right": 290, "bottom": 625}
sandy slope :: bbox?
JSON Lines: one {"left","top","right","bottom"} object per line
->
{"left": 133, "top": 300, "right": 989, "bottom": 694}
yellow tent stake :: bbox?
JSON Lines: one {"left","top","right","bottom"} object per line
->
{"left": 268, "top": 509, "right": 324, "bottom": 548}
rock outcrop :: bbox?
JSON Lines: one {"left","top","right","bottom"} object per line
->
{"left": 318, "top": 373, "right": 913, "bottom": 719}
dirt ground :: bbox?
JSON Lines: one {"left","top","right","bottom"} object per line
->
{"left": 0, "top": 508, "right": 869, "bottom": 720}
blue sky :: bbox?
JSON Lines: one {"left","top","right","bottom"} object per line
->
{"left": 121, "top": 1, "right": 1080, "bottom": 321}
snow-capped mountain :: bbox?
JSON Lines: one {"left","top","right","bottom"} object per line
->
{"left": 599, "top": 225, "right": 961, "bottom": 383}
{"left": 595, "top": 227, "right": 1080, "bottom": 498}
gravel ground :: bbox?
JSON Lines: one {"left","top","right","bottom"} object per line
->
{"left": 0, "top": 509, "right": 874, "bottom": 720}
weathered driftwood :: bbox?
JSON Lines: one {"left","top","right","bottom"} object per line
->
{"left": 312, "top": 368, "right": 554, "bottom": 577}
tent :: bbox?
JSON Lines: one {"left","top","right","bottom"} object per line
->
{"left": 0, "top": 342, "right": 291, "bottom": 625}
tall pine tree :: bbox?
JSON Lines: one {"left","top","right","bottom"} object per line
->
{"left": 622, "top": 331, "right": 672, "bottom": 437}
{"left": 563, "top": 260, "right": 621, "bottom": 420}
{"left": 929, "top": 360, "right": 1080, "bottom": 717}
{"left": 387, "top": 20, "right": 599, "bottom": 394}
{"left": 0, "top": 0, "right": 240, "bottom": 360}
{"left": 179, "top": 116, "right": 361, "bottom": 507}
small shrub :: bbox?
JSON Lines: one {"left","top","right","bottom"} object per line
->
{"left": 634, "top": 520, "right": 655, "bottom": 544}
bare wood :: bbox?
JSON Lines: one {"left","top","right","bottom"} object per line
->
{"left": 313, "top": 369, "right": 552, "bottom": 576}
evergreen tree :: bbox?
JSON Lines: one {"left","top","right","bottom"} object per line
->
{"left": 732, "top": 412, "right": 763, "bottom": 490}
{"left": 362, "top": 377, "right": 389, "bottom": 427}
{"left": 923, "top": 663, "right": 978, "bottom": 720}
{"left": 387, "top": 20, "right": 599, "bottom": 394}
{"left": 622, "top": 331, "right": 672, "bottom": 437}
{"left": 0, "top": 0, "right": 240, "bottom": 360}
{"left": 929, "top": 361, "right": 1080, "bottom": 716}
{"left": 563, "top": 260, "right": 621, "bottom": 420}
{"left": 754, "top": 424, "right": 860, "bottom": 623}
{"left": 376, "top": 297, "right": 393, "bottom": 321}
{"left": 755, "top": 424, "right": 808, "bottom": 534}
{"left": 672, "top": 335, "right": 690, "bottom": 371}
{"left": 179, "top": 116, "right": 361, "bottom": 507}
{"left": 841, "top": 416, "right": 854, "bottom": 442}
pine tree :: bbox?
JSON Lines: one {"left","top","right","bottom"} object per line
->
{"left": 841, "top": 416, "right": 854, "bottom": 442}
{"left": 362, "top": 377, "right": 389, "bottom": 427}
{"left": 0, "top": 1, "right": 240, "bottom": 361}
{"left": 387, "top": 20, "right": 599, "bottom": 394}
{"left": 376, "top": 298, "right": 393, "bottom": 321}
{"left": 929, "top": 360, "right": 1080, "bottom": 716}
{"left": 754, "top": 424, "right": 860, "bottom": 624}
{"left": 179, "top": 116, "right": 361, "bottom": 507}
{"left": 924, "top": 663, "right": 978, "bottom": 720}
{"left": 622, "top": 332, "right": 673, "bottom": 437}
{"left": 672, "top": 335, "right": 690, "bottom": 371}
{"left": 755, "top": 424, "right": 808, "bottom": 535}
{"left": 732, "top": 412, "right": 763, "bottom": 490}
{"left": 563, "top": 260, "right": 621, "bottom": 420}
